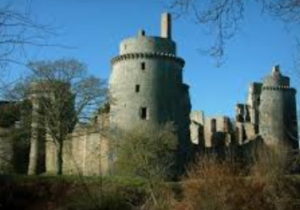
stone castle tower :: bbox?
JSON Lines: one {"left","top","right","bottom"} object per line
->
{"left": 109, "top": 13, "right": 192, "bottom": 171}
{"left": 27, "top": 81, "right": 75, "bottom": 175}
{"left": 259, "top": 65, "right": 298, "bottom": 149}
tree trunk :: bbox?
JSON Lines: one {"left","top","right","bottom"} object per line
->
{"left": 28, "top": 101, "right": 46, "bottom": 175}
{"left": 56, "top": 140, "right": 63, "bottom": 175}
{"left": 27, "top": 99, "right": 40, "bottom": 175}
{"left": 28, "top": 129, "right": 39, "bottom": 175}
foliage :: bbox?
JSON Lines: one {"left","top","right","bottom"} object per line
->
{"left": 111, "top": 123, "right": 179, "bottom": 209}
{"left": 172, "top": 148, "right": 300, "bottom": 210}
{"left": 66, "top": 185, "right": 133, "bottom": 210}
{"left": 113, "top": 123, "right": 178, "bottom": 181}
{"left": 0, "top": 175, "right": 148, "bottom": 210}
{"left": 0, "top": 102, "right": 20, "bottom": 128}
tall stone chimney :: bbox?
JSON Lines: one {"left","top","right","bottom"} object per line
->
{"left": 161, "top": 13, "right": 172, "bottom": 39}
{"left": 272, "top": 64, "right": 280, "bottom": 73}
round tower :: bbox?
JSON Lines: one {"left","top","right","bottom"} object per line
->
{"left": 259, "top": 65, "right": 298, "bottom": 149}
{"left": 109, "top": 13, "right": 192, "bottom": 172}
{"left": 109, "top": 13, "right": 188, "bottom": 131}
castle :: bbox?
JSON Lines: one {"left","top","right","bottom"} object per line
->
{"left": 0, "top": 13, "right": 298, "bottom": 175}
{"left": 190, "top": 65, "right": 299, "bottom": 155}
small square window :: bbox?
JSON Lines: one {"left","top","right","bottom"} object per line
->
{"left": 140, "top": 107, "right": 148, "bottom": 120}
{"left": 141, "top": 62, "right": 145, "bottom": 70}
{"left": 135, "top": 85, "right": 140, "bottom": 93}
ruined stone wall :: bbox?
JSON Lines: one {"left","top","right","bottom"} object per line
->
{"left": 244, "top": 123, "right": 257, "bottom": 140}
{"left": 246, "top": 82, "right": 262, "bottom": 127}
{"left": 190, "top": 111, "right": 205, "bottom": 145}
{"left": 45, "top": 133, "right": 56, "bottom": 174}
{"left": 45, "top": 123, "right": 111, "bottom": 176}
{"left": 203, "top": 116, "right": 233, "bottom": 148}
{"left": 58, "top": 106, "right": 111, "bottom": 176}
{"left": 203, "top": 118, "right": 212, "bottom": 148}
{"left": 235, "top": 122, "right": 245, "bottom": 145}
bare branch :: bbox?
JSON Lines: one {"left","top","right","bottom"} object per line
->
{"left": 168, "top": 0, "right": 244, "bottom": 65}
{"left": 267, "top": 0, "right": 300, "bottom": 23}
{"left": 167, "top": 0, "right": 300, "bottom": 65}
{"left": 3, "top": 58, "right": 107, "bottom": 175}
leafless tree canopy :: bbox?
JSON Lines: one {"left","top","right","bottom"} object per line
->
{"left": 168, "top": 0, "right": 300, "bottom": 65}
{"left": 4, "top": 58, "right": 107, "bottom": 175}
{"left": 170, "top": 0, "right": 244, "bottom": 64}
{"left": 267, "top": 0, "right": 300, "bottom": 23}
{"left": 27, "top": 58, "right": 107, "bottom": 138}
{"left": 0, "top": 3, "right": 54, "bottom": 70}
{"left": 27, "top": 59, "right": 107, "bottom": 122}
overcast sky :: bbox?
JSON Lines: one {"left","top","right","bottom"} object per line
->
{"left": 7, "top": 0, "right": 300, "bottom": 118}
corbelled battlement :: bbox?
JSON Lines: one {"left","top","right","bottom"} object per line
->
{"left": 111, "top": 52, "right": 185, "bottom": 67}
{"left": 262, "top": 86, "right": 296, "bottom": 92}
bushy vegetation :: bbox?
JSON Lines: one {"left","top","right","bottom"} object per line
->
{"left": 0, "top": 175, "right": 147, "bottom": 210}
{"left": 172, "top": 147, "right": 300, "bottom": 210}
{"left": 1, "top": 144, "right": 300, "bottom": 210}
{"left": 113, "top": 123, "right": 178, "bottom": 181}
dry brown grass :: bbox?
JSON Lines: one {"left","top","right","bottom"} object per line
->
{"left": 171, "top": 147, "right": 300, "bottom": 210}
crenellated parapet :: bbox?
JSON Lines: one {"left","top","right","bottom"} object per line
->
{"left": 111, "top": 52, "right": 185, "bottom": 67}
{"left": 262, "top": 86, "right": 296, "bottom": 92}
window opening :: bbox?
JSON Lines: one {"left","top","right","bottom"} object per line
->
{"left": 141, "top": 107, "right": 147, "bottom": 120}
{"left": 135, "top": 84, "right": 140, "bottom": 93}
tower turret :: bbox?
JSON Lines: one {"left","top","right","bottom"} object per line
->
{"left": 27, "top": 81, "right": 75, "bottom": 175}
{"left": 109, "top": 13, "right": 191, "bottom": 174}
{"left": 259, "top": 65, "right": 298, "bottom": 149}
{"left": 110, "top": 13, "right": 187, "bottom": 131}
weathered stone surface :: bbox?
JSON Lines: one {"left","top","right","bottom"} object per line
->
{"left": 109, "top": 13, "right": 192, "bottom": 174}
{"left": 190, "top": 111, "right": 205, "bottom": 145}
{"left": 259, "top": 66, "right": 298, "bottom": 149}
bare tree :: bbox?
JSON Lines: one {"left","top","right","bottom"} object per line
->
{"left": 6, "top": 58, "right": 107, "bottom": 175}
{"left": 0, "top": 1, "right": 55, "bottom": 70}
{"left": 267, "top": 0, "right": 300, "bottom": 23}
{"left": 167, "top": 0, "right": 300, "bottom": 65}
